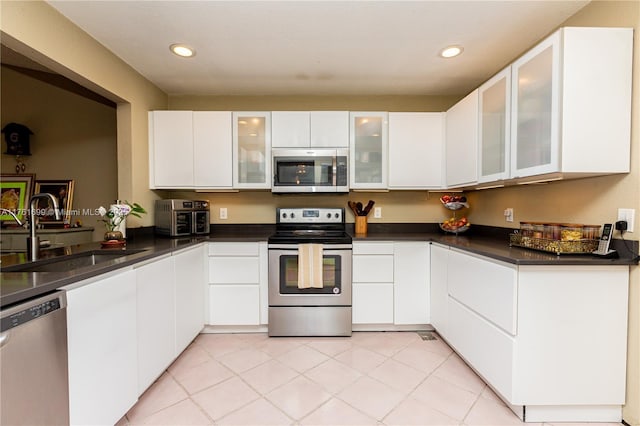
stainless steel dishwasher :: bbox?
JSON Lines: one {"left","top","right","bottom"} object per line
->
{"left": 1, "top": 291, "right": 70, "bottom": 425}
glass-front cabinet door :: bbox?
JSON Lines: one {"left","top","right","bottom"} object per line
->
{"left": 510, "top": 31, "right": 561, "bottom": 178}
{"left": 478, "top": 67, "right": 511, "bottom": 183}
{"left": 232, "top": 112, "right": 271, "bottom": 189}
{"left": 349, "top": 112, "right": 388, "bottom": 189}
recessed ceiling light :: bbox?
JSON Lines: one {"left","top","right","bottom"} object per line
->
{"left": 439, "top": 45, "right": 463, "bottom": 59}
{"left": 170, "top": 43, "right": 196, "bottom": 58}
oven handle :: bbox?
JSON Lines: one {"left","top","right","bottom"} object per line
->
{"left": 268, "top": 244, "right": 352, "bottom": 250}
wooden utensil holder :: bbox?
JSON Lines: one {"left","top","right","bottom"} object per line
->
{"left": 355, "top": 216, "right": 368, "bottom": 235}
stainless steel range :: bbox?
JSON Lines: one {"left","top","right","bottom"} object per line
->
{"left": 268, "top": 208, "right": 352, "bottom": 336}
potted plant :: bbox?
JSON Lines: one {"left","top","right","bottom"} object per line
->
{"left": 98, "top": 201, "right": 146, "bottom": 242}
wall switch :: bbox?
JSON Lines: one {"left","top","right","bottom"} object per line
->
{"left": 219, "top": 207, "right": 228, "bottom": 220}
{"left": 504, "top": 208, "right": 514, "bottom": 223}
{"left": 617, "top": 208, "right": 635, "bottom": 232}
{"left": 374, "top": 207, "right": 382, "bottom": 219}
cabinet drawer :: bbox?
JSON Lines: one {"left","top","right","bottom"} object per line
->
{"left": 352, "top": 283, "right": 394, "bottom": 324}
{"left": 353, "top": 255, "right": 394, "bottom": 283}
{"left": 208, "top": 285, "right": 260, "bottom": 325}
{"left": 448, "top": 297, "right": 514, "bottom": 400}
{"left": 353, "top": 242, "right": 394, "bottom": 255}
{"left": 209, "top": 257, "right": 260, "bottom": 284}
{"left": 208, "top": 242, "right": 260, "bottom": 257}
{"left": 448, "top": 250, "right": 517, "bottom": 335}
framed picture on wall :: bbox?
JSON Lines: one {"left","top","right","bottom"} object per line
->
{"left": 34, "top": 179, "right": 75, "bottom": 225}
{"left": 1, "top": 174, "right": 35, "bottom": 225}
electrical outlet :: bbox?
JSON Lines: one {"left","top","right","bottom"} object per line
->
{"left": 219, "top": 207, "right": 228, "bottom": 220}
{"left": 504, "top": 208, "right": 514, "bottom": 223}
{"left": 617, "top": 208, "right": 635, "bottom": 232}
{"left": 374, "top": 207, "right": 382, "bottom": 219}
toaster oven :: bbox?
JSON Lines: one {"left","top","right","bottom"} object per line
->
{"left": 155, "top": 199, "right": 210, "bottom": 237}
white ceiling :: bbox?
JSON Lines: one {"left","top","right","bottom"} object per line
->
{"left": 46, "top": 0, "right": 589, "bottom": 97}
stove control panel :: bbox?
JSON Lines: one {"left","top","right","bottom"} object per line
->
{"left": 277, "top": 208, "right": 343, "bottom": 223}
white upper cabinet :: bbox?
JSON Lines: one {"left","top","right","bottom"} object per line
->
{"left": 149, "top": 111, "right": 233, "bottom": 189}
{"left": 446, "top": 90, "right": 479, "bottom": 188}
{"left": 388, "top": 112, "right": 444, "bottom": 189}
{"left": 149, "top": 111, "right": 194, "bottom": 188}
{"left": 271, "top": 111, "right": 310, "bottom": 148}
{"left": 478, "top": 67, "right": 511, "bottom": 183}
{"left": 310, "top": 111, "right": 349, "bottom": 147}
{"left": 511, "top": 27, "right": 633, "bottom": 180}
{"left": 350, "top": 112, "right": 388, "bottom": 189}
{"left": 233, "top": 112, "right": 272, "bottom": 189}
{"left": 193, "top": 111, "right": 233, "bottom": 189}
{"left": 272, "top": 111, "right": 349, "bottom": 148}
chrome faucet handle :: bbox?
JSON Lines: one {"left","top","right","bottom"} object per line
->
{"left": 0, "top": 208, "right": 23, "bottom": 226}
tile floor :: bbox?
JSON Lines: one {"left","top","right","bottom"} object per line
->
{"left": 120, "top": 332, "right": 622, "bottom": 426}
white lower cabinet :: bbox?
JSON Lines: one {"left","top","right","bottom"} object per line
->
{"left": 434, "top": 248, "right": 629, "bottom": 422}
{"left": 429, "top": 243, "right": 448, "bottom": 333}
{"left": 207, "top": 242, "right": 267, "bottom": 326}
{"left": 174, "top": 245, "right": 206, "bottom": 353}
{"left": 352, "top": 242, "right": 394, "bottom": 324}
{"left": 65, "top": 269, "right": 138, "bottom": 426}
{"left": 393, "top": 242, "right": 430, "bottom": 325}
{"left": 135, "top": 255, "right": 176, "bottom": 394}
{"left": 352, "top": 241, "right": 430, "bottom": 326}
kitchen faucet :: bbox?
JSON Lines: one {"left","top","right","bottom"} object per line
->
{"left": 27, "top": 193, "right": 62, "bottom": 260}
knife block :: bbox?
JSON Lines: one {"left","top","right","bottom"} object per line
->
{"left": 355, "top": 216, "right": 368, "bottom": 235}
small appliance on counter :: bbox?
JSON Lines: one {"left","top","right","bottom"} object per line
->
{"left": 155, "top": 199, "right": 210, "bottom": 237}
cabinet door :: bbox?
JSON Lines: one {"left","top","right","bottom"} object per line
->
{"left": 209, "top": 285, "right": 260, "bottom": 325}
{"left": 233, "top": 112, "right": 271, "bottom": 189}
{"left": 66, "top": 270, "right": 137, "bottom": 426}
{"left": 136, "top": 256, "right": 176, "bottom": 394}
{"left": 149, "top": 111, "right": 194, "bottom": 188}
{"left": 479, "top": 68, "right": 511, "bottom": 183}
{"left": 393, "top": 242, "right": 430, "bottom": 325}
{"left": 310, "top": 111, "right": 349, "bottom": 147}
{"left": 174, "top": 245, "right": 205, "bottom": 353}
{"left": 352, "top": 283, "right": 394, "bottom": 324}
{"left": 272, "top": 111, "right": 310, "bottom": 148}
{"left": 350, "top": 112, "right": 388, "bottom": 189}
{"left": 510, "top": 31, "right": 561, "bottom": 178}
{"left": 194, "top": 111, "right": 233, "bottom": 188}
{"left": 445, "top": 90, "right": 479, "bottom": 188}
{"left": 388, "top": 112, "right": 444, "bottom": 189}
{"left": 429, "top": 244, "right": 448, "bottom": 334}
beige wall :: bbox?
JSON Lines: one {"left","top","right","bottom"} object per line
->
{"left": 0, "top": 0, "right": 168, "bottom": 229}
{"left": 1, "top": 67, "right": 117, "bottom": 241}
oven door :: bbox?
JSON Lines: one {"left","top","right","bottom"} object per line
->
{"left": 172, "top": 211, "right": 193, "bottom": 236}
{"left": 192, "top": 211, "right": 210, "bottom": 234}
{"left": 268, "top": 244, "right": 352, "bottom": 306}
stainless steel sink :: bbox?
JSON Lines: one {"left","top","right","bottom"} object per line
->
{"left": 1, "top": 250, "right": 147, "bottom": 272}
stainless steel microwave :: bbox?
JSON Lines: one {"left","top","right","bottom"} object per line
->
{"left": 272, "top": 148, "right": 349, "bottom": 193}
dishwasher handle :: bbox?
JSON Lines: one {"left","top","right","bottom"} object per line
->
{"left": 0, "top": 332, "right": 8, "bottom": 348}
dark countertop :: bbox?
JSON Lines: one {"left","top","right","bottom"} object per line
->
{"left": 1, "top": 224, "right": 636, "bottom": 309}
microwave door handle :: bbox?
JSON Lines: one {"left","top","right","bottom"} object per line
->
{"left": 332, "top": 156, "right": 337, "bottom": 186}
